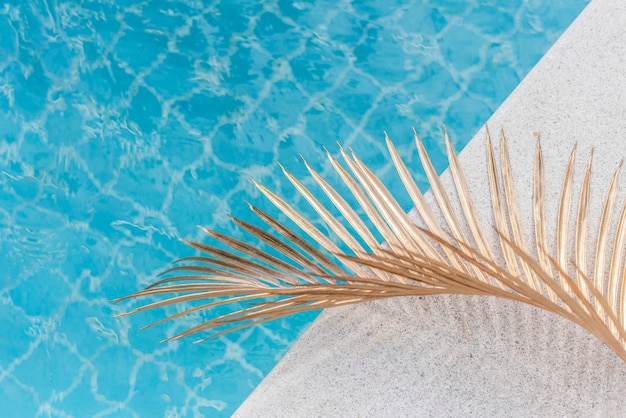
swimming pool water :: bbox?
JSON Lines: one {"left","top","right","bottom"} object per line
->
{"left": 0, "top": 0, "right": 589, "bottom": 416}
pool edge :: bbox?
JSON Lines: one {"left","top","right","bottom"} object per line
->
{"left": 234, "top": 0, "right": 626, "bottom": 415}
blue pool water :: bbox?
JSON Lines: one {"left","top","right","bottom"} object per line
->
{"left": 0, "top": 0, "right": 589, "bottom": 416}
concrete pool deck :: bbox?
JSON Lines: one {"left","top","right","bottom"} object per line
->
{"left": 235, "top": 0, "right": 626, "bottom": 415}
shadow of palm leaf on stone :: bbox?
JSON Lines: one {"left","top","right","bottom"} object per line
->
{"left": 115, "top": 127, "right": 626, "bottom": 362}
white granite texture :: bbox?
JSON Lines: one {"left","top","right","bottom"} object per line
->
{"left": 235, "top": 0, "right": 626, "bottom": 416}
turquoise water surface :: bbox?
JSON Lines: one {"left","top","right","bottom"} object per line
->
{"left": 0, "top": 0, "right": 589, "bottom": 416}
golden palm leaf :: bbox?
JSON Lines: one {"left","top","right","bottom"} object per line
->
{"left": 115, "top": 128, "right": 626, "bottom": 362}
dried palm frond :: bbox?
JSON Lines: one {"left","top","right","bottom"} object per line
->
{"left": 115, "top": 128, "right": 626, "bottom": 362}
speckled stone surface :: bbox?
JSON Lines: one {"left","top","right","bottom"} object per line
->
{"left": 234, "top": 0, "right": 626, "bottom": 415}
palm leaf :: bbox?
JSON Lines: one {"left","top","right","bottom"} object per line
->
{"left": 115, "top": 128, "right": 626, "bottom": 362}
